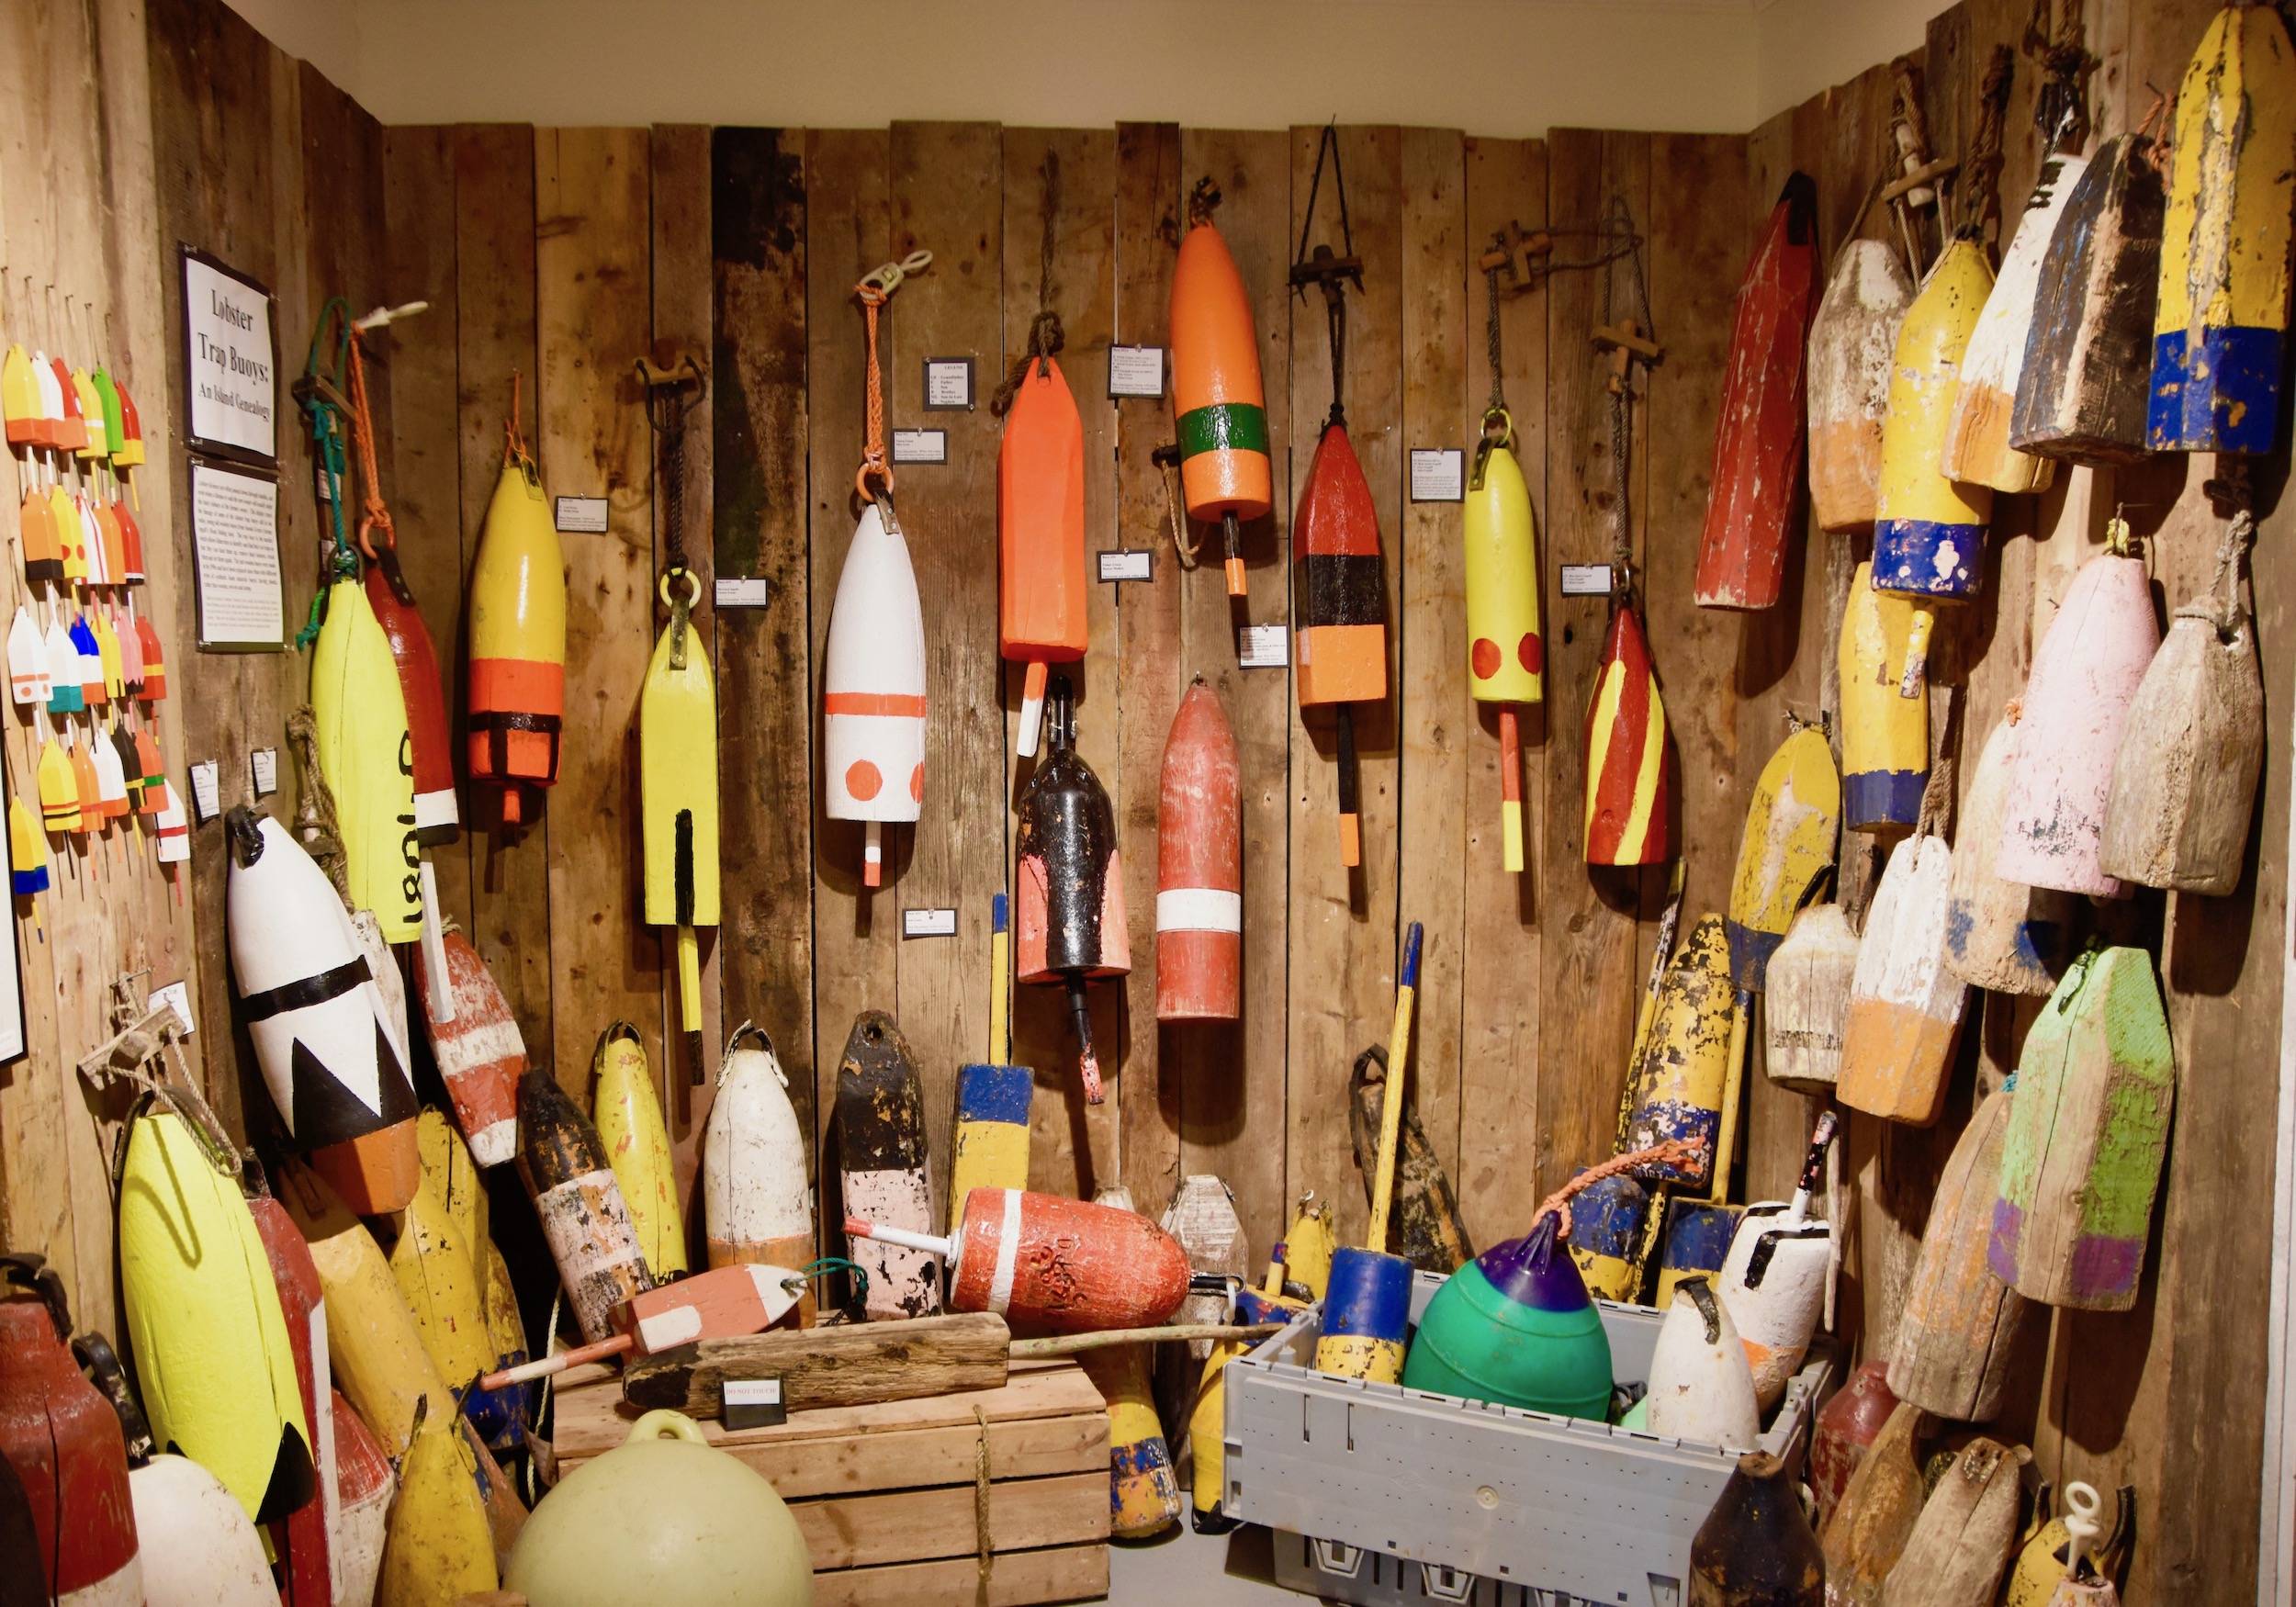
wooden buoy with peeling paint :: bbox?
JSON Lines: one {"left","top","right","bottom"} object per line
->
{"left": 413, "top": 929, "right": 523, "bottom": 1169}
{"left": 1945, "top": 716, "right": 2074, "bottom": 995}
{"left": 1819, "top": 1401, "right": 1928, "bottom": 1607}
{"left": 1584, "top": 603, "right": 1671, "bottom": 864}
{"left": 1156, "top": 678, "right": 1242, "bottom": 1020}
{"left": 1809, "top": 241, "right": 1914, "bottom": 532}
{"left": 1622, "top": 914, "right": 1732, "bottom": 1191}
{"left": 1882, "top": 1436, "right": 2027, "bottom": 1607}
{"left": 1694, "top": 173, "right": 1818, "bottom": 611}
{"left": 247, "top": 1185, "right": 336, "bottom": 1603}
{"left": 1347, "top": 1044, "right": 1472, "bottom": 1275}
{"left": 837, "top": 1011, "right": 941, "bottom": 1320}
{"left": 1716, "top": 1113, "right": 1836, "bottom": 1410}
{"left": 1563, "top": 1170, "right": 1651, "bottom": 1302}
{"left": 1841, "top": 561, "right": 1927, "bottom": 832}
{"left": 1837, "top": 834, "right": 1965, "bottom": 1128}
{"left": 332, "top": 1389, "right": 395, "bottom": 1607}
{"left": 1888, "top": 1087, "right": 2032, "bottom": 1422}
{"left": 1941, "top": 152, "right": 2088, "bottom": 493}
{"left": 703, "top": 1024, "right": 816, "bottom": 1321}
{"left": 1691, "top": 1450, "right": 1825, "bottom": 1606}
{"left": 1991, "top": 946, "right": 2175, "bottom": 1312}
{"left": 2011, "top": 133, "right": 2165, "bottom": 466}
{"left": 519, "top": 1067, "right": 655, "bottom": 1343}
{"left": 1764, "top": 904, "right": 1859, "bottom": 1095}
{"left": 591, "top": 1023, "right": 687, "bottom": 1279}
{"left": 1811, "top": 1360, "right": 1897, "bottom": 1526}
{"left": 2099, "top": 514, "right": 2264, "bottom": 896}
{"left": 1016, "top": 676, "right": 1128, "bottom": 1103}
{"left": 1997, "top": 539, "right": 2160, "bottom": 898}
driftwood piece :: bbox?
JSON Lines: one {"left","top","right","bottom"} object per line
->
{"left": 1819, "top": 1401, "right": 1928, "bottom": 1607}
{"left": 623, "top": 1311, "right": 1013, "bottom": 1416}
{"left": 1348, "top": 1044, "right": 1472, "bottom": 1272}
{"left": 1881, "top": 1436, "right": 2027, "bottom": 1607}
{"left": 1887, "top": 1089, "right": 2031, "bottom": 1422}
{"left": 1765, "top": 904, "right": 1859, "bottom": 1094}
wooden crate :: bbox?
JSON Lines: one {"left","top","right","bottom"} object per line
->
{"left": 551, "top": 1357, "right": 1111, "bottom": 1606}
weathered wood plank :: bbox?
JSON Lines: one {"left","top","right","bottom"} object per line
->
{"left": 536, "top": 125, "right": 662, "bottom": 1104}
{"left": 810, "top": 1543, "right": 1109, "bottom": 1607}
{"left": 793, "top": 1472, "right": 1109, "bottom": 1571}
{"left": 1455, "top": 135, "right": 1548, "bottom": 1248}
{"left": 1285, "top": 124, "right": 1403, "bottom": 1251}
{"left": 711, "top": 126, "right": 814, "bottom": 1240}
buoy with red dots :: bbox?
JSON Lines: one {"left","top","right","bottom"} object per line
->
{"left": 823, "top": 499, "right": 926, "bottom": 888}
{"left": 1463, "top": 410, "right": 1542, "bottom": 873}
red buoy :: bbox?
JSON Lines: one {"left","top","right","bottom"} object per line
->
{"left": 1155, "top": 678, "right": 1241, "bottom": 1022}
{"left": 248, "top": 1186, "right": 332, "bottom": 1604}
{"left": 997, "top": 355, "right": 1088, "bottom": 759}
{"left": 365, "top": 549, "right": 459, "bottom": 846}
{"left": 849, "top": 1187, "right": 1190, "bottom": 1334}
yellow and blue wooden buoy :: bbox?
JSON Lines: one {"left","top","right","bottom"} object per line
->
{"left": 1563, "top": 1170, "right": 1650, "bottom": 1303}
{"left": 950, "top": 893, "right": 1032, "bottom": 1231}
{"left": 2149, "top": 3, "right": 2296, "bottom": 453}
{"left": 1840, "top": 561, "right": 1928, "bottom": 833}
{"left": 1655, "top": 1198, "right": 1743, "bottom": 1310}
{"left": 1621, "top": 915, "right": 1733, "bottom": 1193}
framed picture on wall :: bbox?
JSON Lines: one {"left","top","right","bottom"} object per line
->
{"left": 179, "top": 246, "right": 279, "bottom": 465}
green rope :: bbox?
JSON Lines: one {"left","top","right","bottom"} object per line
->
{"left": 788, "top": 1255, "right": 870, "bottom": 1312}
{"left": 293, "top": 298, "right": 361, "bottom": 649}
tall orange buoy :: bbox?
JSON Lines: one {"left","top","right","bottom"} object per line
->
{"left": 467, "top": 380, "right": 564, "bottom": 826}
{"left": 1156, "top": 677, "right": 1241, "bottom": 1022}
{"left": 996, "top": 321, "right": 1087, "bottom": 759}
{"left": 1170, "top": 179, "right": 1272, "bottom": 597}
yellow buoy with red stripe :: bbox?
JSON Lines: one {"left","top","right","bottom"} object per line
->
{"left": 1171, "top": 180, "right": 1272, "bottom": 596}
{"left": 467, "top": 396, "right": 565, "bottom": 826}
{"left": 1465, "top": 412, "right": 1542, "bottom": 873}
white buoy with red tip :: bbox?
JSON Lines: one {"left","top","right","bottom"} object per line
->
{"left": 823, "top": 501, "right": 926, "bottom": 888}
{"left": 848, "top": 1186, "right": 1192, "bottom": 1333}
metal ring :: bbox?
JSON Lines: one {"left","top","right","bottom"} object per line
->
{"left": 658, "top": 568, "right": 703, "bottom": 610}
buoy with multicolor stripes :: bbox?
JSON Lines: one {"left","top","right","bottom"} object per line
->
{"left": 519, "top": 1066, "right": 656, "bottom": 1344}
{"left": 467, "top": 398, "right": 565, "bottom": 827}
{"left": 1694, "top": 172, "right": 1818, "bottom": 611}
{"left": 310, "top": 576, "right": 422, "bottom": 942}
{"left": 2148, "top": 3, "right": 2296, "bottom": 453}
{"left": 998, "top": 354, "right": 1088, "bottom": 759}
{"left": 1016, "top": 676, "right": 1127, "bottom": 1104}
{"left": 1840, "top": 561, "right": 1928, "bottom": 832}
{"left": 1872, "top": 237, "right": 1996, "bottom": 697}
{"left": 703, "top": 1024, "right": 816, "bottom": 1322}
{"left": 1171, "top": 181, "right": 1272, "bottom": 597}
{"left": 1156, "top": 677, "right": 1241, "bottom": 1020}
{"left": 823, "top": 500, "right": 926, "bottom": 889}
{"left": 848, "top": 1187, "right": 1191, "bottom": 1333}
{"left": 836, "top": 1011, "right": 941, "bottom": 1321}
{"left": 1292, "top": 416, "right": 1387, "bottom": 871}
{"left": 951, "top": 894, "right": 1032, "bottom": 1230}
{"left": 412, "top": 927, "right": 523, "bottom": 1167}
{"left": 1583, "top": 602, "right": 1671, "bottom": 865}
{"left": 1464, "top": 410, "right": 1543, "bottom": 871}
{"left": 0, "top": 1254, "right": 143, "bottom": 1607}
{"left": 226, "top": 809, "right": 420, "bottom": 1212}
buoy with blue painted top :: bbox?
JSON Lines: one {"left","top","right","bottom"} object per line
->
{"left": 1563, "top": 1171, "right": 1651, "bottom": 1303}
{"left": 1657, "top": 1197, "right": 1743, "bottom": 1310}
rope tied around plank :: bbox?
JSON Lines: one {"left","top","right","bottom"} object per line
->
{"left": 854, "top": 249, "right": 934, "bottom": 508}
{"left": 2023, "top": 0, "right": 2095, "bottom": 153}
{"left": 1151, "top": 442, "right": 1199, "bottom": 569}
{"left": 291, "top": 298, "right": 363, "bottom": 648}
{"left": 1914, "top": 683, "right": 1960, "bottom": 840}
{"left": 2186, "top": 508, "right": 2257, "bottom": 640}
{"left": 1960, "top": 45, "right": 2017, "bottom": 244}
{"left": 1597, "top": 192, "right": 1659, "bottom": 602}
{"left": 990, "top": 152, "right": 1066, "bottom": 419}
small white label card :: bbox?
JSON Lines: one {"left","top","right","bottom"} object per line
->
{"left": 722, "top": 1377, "right": 786, "bottom": 1429}
{"left": 150, "top": 981, "right": 196, "bottom": 1036}
{"left": 554, "top": 496, "right": 609, "bottom": 534}
{"left": 1409, "top": 448, "right": 1465, "bottom": 503}
{"left": 715, "top": 577, "right": 771, "bottom": 609}
{"left": 1108, "top": 345, "right": 1165, "bottom": 399}
{"left": 191, "top": 464, "right": 284, "bottom": 650}
{"left": 924, "top": 358, "right": 974, "bottom": 410}
{"left": 249, "top": 747, "right": 277, "bottom": 798}
{"left": 903, "top": 907, "right": 958, "bottom": 938}
{"left": 1238, "top": 624, "right": 1289, "bottom": 669}
{"left": 189, "top": 760, "right": 221, "bottom": 823}
{"left": 892, "top": 429, "right": 946, "bottom": 465}
{"left": 1097, "top": 549, "right": 1153, "bottom": 583}
{"left": 1560, "top": 563, "right": 1615, "bottom": 597}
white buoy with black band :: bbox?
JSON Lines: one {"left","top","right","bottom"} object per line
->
{"left": 1716, "top": 1111, "right": 1838, "bottom": 1410}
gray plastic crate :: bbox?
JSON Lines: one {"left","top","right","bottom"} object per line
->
{"left": 1225, "top": 1269, "right": 1829, "bottom": 1607}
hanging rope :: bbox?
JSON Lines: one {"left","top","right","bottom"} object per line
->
{"left": 1472, "top": 262, "right": 1514, "bottom": 491}
{"left": 854, "top": 250, "right": 933, "bottom": 507}
{"left": 991, "top": 152, "right": 1067, "bottom": 418}
{"left": 344, "top": 329, "right": 394, "bottom": 560}
{"left": 2188, "top": 510, "right": 2257, "bottom": 639}
{"left": 1291, "top": 121, "right": 1363, "bottom": 428}
{"left": 1599, "top": 193, "right": 1658, "bottom": 600}
{"left": 291, "top": 298, "right": 362, "bottom": 648}
{"left": 1151, "top": 443, "right": 1199, "bottom": 569}
{"left": 1914, "top": 685, "right": 1960, "bottom": 840}
{"left": 285, "top": 704, "right": 350, "bottom": 903}
{"left": 1961, "top": 46, "right": 2017, "bottom": 242}
{"left": 2023, "top": 0, "right": 2094, "bottom": 153}
{"left": 1533, "top": 1138, "right": 1704, "bottom": 1238}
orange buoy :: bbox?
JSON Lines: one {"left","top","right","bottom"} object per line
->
{"left": 467, "top": 388, "right": 564, "bottom": 826}
{"left": 1155, "top": 678, "right": 1241, "bottom": 1022}
{"left": 1293, "top": 419, "right": 1387, "bottom": 870}
{"left": 412, "top": 927, "right": 523, "bottom": 1168}
{"left": 997, "top": 354, "right": 1087, "bottom": 759}
{"left": 1171, "top": 182, "right": 1272, "bottom": 597}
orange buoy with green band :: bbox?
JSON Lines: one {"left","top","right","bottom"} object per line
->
{"left": 1171, "top": 180, "right": 1271, "bottom": 597}
{"left": 467, "top": 384, "right": 565, "bottom": 826}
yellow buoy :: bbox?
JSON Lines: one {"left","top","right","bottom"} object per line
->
{"left": 311, "top": 578, "right": 422, "bottom": 941}
{"left": 1840, "top": 562, "right": 1928, "bottom": 834}
{"left": 416, "top": 1107, "right": 488, "bottom": 1254}
{"left": 377, "top": 1399, "right": 497, "bottom": 1606}
{"left": 642, "top": 574, "right": 720, "bottom": 1068}
{"left": 593, "top": 1021, "right": 689, "bottom": 1277}
{"left": 1464, "top": 417, "right": 1543, "bottom": 874}
{"left": 388, "top": 1171, "right": 495, "bottom": 1393}
{"left": 1284, "top": 1194, "right": 1335, "bottom": 1302}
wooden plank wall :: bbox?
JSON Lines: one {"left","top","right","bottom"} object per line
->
{"left": 0, "top": 0, "right": 2279, "bottom": 1596}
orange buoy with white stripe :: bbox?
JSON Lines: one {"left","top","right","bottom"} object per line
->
{"left": 1155, "top": 678, "right": 1241, "bottom": 1022}
{"left": 1171, "top": 180, "right": 1272, "bottom": 597}
{"left": 997, "top": 354, "right": 1087, "bottom": 759}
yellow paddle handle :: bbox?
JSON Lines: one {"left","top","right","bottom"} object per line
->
{"left": 1708, "top": 998, "right": 1750, "bottom": 1204}
{"left": 990, "top": 923, "right": 1010, "bottom": 1066}
{"left": 1366, "top": 923, "right": 1424, "bottom": 1253}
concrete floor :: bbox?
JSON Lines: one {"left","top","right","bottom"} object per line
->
{"left": 1100, "top": 1510, "right": 1313, "bottom": 1605}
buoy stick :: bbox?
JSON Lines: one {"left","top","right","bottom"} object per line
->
{"left": 1709, "top": 1003, "right": 1750, "bottom": 1205}
{"left": 676, "top": 923, "right": 703, "bottom": 1081}
{"left": 1221, "top": 511, "right": 1245, "bottom": 597}
{"left": 1012, "top": 1322, "right": 1284, "bottom": 1359}
{"left": 481, "top": 1334, "right": 632, "bottom": 1389}
{"left": 989, "top": 892, "right": 1011, "bottom": 1065}
{"left": 1499, "top": 704, "right": 1524, "bottom": 873}
{"left": 1899, "top": 606, "right": 1934, "bottom": 698}
{"left": 844, "top": 1215, "right": 958, "bottom": 1261}
{"left": 1017, "top": 659, "right": 1049, "bottom": 759}
{"left": 1366, "top": 921, "right": 1424, "bottom": 1253}
{"left": 1336, "top": 702, "right": 1362, "bottom": 869}
{"left": 863, "top": 820, "right": 883, "bottom": 888}
{"left": 419, "top": 861, "right": 455, "bottom": 1022}
{"left": 1068, "top": 976, "right": 1105, "bottom": 1104}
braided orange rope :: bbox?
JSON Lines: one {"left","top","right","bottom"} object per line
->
{"left": 852, "top": 250, "right": 932, "bottom": 504}
{"left": 344, "top": 331, "right": 393, "bottom": 558}
{"left": 1533, "top": 1138, "right": 1705, "bottom": 1239}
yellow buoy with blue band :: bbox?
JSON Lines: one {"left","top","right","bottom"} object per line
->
{"left": 311, "top": 576, "right": 422, "bottom": 942}
{"left": 2150, "top": 4, "right": 2296, "bottom": 453}
{"left": 951, "top": 893, "right": 1032, "bottom": 1232}
{"left": 1840, "top": 562, "right": 1928, "bottom": 833}
{"left": 1563, "top": 1170, "right": 1649, "bottom": 1302}
{"left": 641, "top": 568, "right": 720, "bottom": 1075}
{"left": 1283, "top": 1195, "right": 1334, "bottom": 1302}
{"left": 593, "top": 1021, "right": 689, "bottom": 1277}
{"left": 1872, "top": 237, "right": 1994, "bottom": 698}
{"left": 1464, "top": 411, "right": 1542, "bottom": 873}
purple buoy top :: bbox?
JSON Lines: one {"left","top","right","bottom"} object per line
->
{"left": 1474, "top": 1213, "right": 1595, "bottom": 1312}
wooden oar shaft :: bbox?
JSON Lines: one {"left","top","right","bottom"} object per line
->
{"left": 1708, "top": 993, "right": 1751, "bottom": 1204}
{"left": 1010, "top": 1322, "right": 1285, "bottom": 1359}
{"left": 1366, "top": 922, "right": 1424, "bottom": 1252}
{"left": 481, "top": 1333, "right": 634, "bottom": 1389}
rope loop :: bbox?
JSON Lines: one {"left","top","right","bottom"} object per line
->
{"left": 854, "top": 252, "right": 932, "bottom": 504}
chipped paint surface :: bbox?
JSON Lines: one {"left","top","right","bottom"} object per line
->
{"left": 1623, "top": 916, "right": 1732, "bottom": 1187}
{"left": 837, "top": 1011, "right": 942, "bottom": 1320}
{"left": 1889, "top": 1089, "right": 2031, "bottom": 1422}
{"left": 1837, "top": 836, "right": 1965, "bottom": 1127}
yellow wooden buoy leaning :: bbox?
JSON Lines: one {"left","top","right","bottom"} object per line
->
{"left": 377, "top": 1397, "right": 497, "bottom": 1606}
{"left": 593, "top": 1020, "right": 689, "bottom": 1278}
{"left": 388, "top": 1168, "right": 495, "bottom": 1395}
{"left": 1840, "top": 561, "right": 1928, "bottom": 833}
